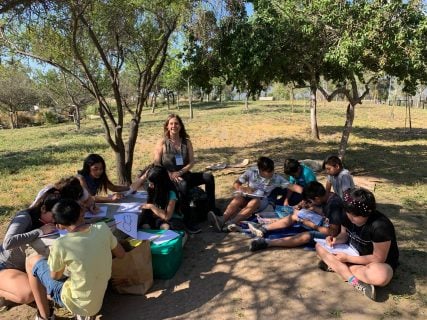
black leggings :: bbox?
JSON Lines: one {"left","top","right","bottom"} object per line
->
{"left": 175, "top": 171, "right": 216, "bottom": 219}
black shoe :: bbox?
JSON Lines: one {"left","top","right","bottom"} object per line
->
{"left": 184, "top": 222, "right": 202, "bottom": 234}
{"left": 318, "top": 260, "right": 334, "bottom": 272}
{"left": 248, "top": 223, "right": 267, "bottom": 238}
{"left": 249, "top": 238, "right": 269, "bottom": 252}
{"left": 352, "top": 280, "right": 376, "bottom": 301}
{"left": 208, "top": 211, "right": 224, "bottom": 232}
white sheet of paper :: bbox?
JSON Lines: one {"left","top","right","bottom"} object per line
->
{"left": 137, "top": 231, "right": 161, "bottom": 241}
{"left": 84, "top": 205, "right": 108, "bottom": 218}
{"left": 114, "top": 213, "right": 138, "bottom": 239}
{"left": 314, "top": 238, "right": 360, "bottom": 256}
{"left": 152, "top": 230, "right": 180, "bottom": 245}
{"left": 116, "top": 202, "right": 142, "bottom": 213}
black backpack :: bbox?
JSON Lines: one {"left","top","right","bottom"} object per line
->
{"left": 187, "top": 186, "right": 209, "bottom": 223}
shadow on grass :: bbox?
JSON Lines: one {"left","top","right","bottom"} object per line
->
{"left": 0, "top": 142, "right": 109, "bottom": 175}
{"left": 376, "top": 248, "right": 424, "bottom": 303}
{"left": 197, "top": 128, "right": 426, "bottom": 186}
{"left": 322, "top": 126, "right": 427, "bottom": 143}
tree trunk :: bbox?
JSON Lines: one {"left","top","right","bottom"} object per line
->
{"left": 177, "top": 91, "right": 180, "bottom": 110}
{"left": 114, "top": 148, "right": 129, "bottom": 185}
{"left": 188, "top": 79, "right": 193, "bottom": 119}
{"left": 245, "top": 92, "right": 249, "bottom": 110}
{"left": 291, "top": 87, "right": 295, "bottom": 113}
{"left": 167, "top": 93, "right": 170, "bottom": 110}
{"left": 309, "top": 84, "right": 320, "bottom": 139}
{"left": 151, "top": 94, "right": 156, "bottom": 113}
{"left": 74, "top": 105, "right": 81, "bottom": 130}
{"left": 338, "top": 103, "right": 355, "bottom": 160}
{"left": 9, "top": 110, "right": 15, "bottom": 129}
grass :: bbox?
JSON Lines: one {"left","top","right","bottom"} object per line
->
{"left": 0, "top": 99, "right": 426, "bottom": 317}
{"left": 0, "top": 100, "right": 426, "bottom": 222}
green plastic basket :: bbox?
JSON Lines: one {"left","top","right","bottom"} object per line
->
{"left": 142, "top": 229, "right": 184, "bottom": 279}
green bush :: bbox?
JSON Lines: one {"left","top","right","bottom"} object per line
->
{"left": 43, "top": 111, "right": 59, "bottom": 124}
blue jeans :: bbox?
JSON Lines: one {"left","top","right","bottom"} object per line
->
{"left": 32, "top": 258, "right": 65, "bottom": 307}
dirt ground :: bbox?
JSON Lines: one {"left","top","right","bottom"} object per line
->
{"left": 1, "top": 176, "right": 426, "bottom": 320}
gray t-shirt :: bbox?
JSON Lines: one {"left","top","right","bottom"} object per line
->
{"left": 0, "top": 210, "right": 43, "bottom": 271}
{"left": 327, "top": 169, "right": 354, "bottom": 199}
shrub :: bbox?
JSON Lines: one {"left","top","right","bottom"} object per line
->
{"left": 44, "top": 111, "right": 59, "bottom": 124}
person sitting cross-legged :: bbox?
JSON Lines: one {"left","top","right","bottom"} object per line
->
{"left": 248, "top": 181, "right": 344, "bottom": 252}
{"left": 209, "top": 156, "right": 301, "bottom": 233}
{"left": 315, "top": 187, "right": 399, "bottom": 301}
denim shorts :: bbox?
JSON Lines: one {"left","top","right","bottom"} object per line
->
{"left": 32, "top": 258, "right": 65, "bottom": 307}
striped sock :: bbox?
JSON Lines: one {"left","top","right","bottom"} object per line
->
{"left": 348, "top": 275, "right": 358, "bottom": 286}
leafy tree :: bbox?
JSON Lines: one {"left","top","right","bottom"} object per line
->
{"left": 252, "top": 0, "right": 427, "bottom": 157}
{"left": 159, "top": 50, "right": 187, "bottom": 108}
{"left": 0, "top": 0, "right": 192, "bottom": 182}
{"left": 35, "top": 69, "right": 95, "bottom": 130}
{"left": 0, "top": 63, "right": 39, "bottom": 128}
{"left": 316, "top": 0, "right": 427, "bottom": 157}
{"left": 219, "top": 2, "right": 276, "bottom": 109}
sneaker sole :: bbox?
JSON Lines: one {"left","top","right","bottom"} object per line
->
{"left": 367, "top": 284, "right": 376, "bottom": 301}
{"left": 208, "top": 211, "right": 222, "bottom": 232}
{"left": 248, "top": 223, "right": 265, "bottom": 238}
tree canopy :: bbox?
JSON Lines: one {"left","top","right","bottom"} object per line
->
{"left": 1, "top": 0, "right": 192, "bottom": 182}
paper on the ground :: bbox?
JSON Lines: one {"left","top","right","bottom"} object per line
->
{"left": 152, "top": 230, "right": 180, "bottom": 245}
{"left": 137, "top": 231, "right": 161, "bottom": 241}
{"left": 116, "top": 202, "right": 142, "bottom": 213}
{"left": 84, "top": 205, "right": 108, "bottom": 218}
{"left": 314, "top": 238, "right": 359, "bottom": 256}
{"left": 297, "top": 209, "right": 324, "bottom": 226}
{"left": 114, "top": 213, "right": 138, "bottom": 239}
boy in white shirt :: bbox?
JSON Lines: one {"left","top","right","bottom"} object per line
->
{"left": 209, "top": 157, "right": 302, "bottom": 232}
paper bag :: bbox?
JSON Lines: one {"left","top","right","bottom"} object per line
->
{"left": 111, "top": 239, "right": 153, "bottom": 295}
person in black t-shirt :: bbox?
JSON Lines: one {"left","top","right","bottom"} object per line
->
{"left": 316, "top": 187, "right": 399, "bottom": 301}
